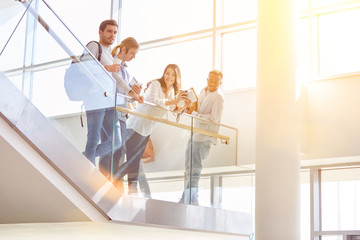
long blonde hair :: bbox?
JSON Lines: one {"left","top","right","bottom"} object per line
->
{"left": 111, "top": 37, "right": 139, "bottom": 57}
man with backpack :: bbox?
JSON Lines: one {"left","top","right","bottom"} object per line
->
{"left": 82, "top": 20, "right": 142, "bottom": 176}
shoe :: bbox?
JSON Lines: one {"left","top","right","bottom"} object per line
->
{"left": 191, "top": 200, "right": 199, "bottom": 206}
{"left": 127, "top": 181, "right": 138, "bottom": 196}
{"left": 113, "top": 179, "right": 124, "bottom": 195}
{"left": 178, "top": 197, "right": 198, "bottom": 205}
{"left": 128, "top": 192, "right": 138, "bottom": 197}
{"left": 128, "top": 187, "right": 138, "bottom": 196}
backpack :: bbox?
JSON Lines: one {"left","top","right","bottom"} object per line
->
{"left": 64, "top": 41, "right": 102, "bottom": 101}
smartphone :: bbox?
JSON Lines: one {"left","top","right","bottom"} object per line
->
{"left": 180, "top": 89, "right": 188, "bottom": 97}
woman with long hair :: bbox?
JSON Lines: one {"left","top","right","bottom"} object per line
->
{"left": 113, "top": 64, "right": 189, "bottom": 195}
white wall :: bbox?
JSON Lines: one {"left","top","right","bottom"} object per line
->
{"left": 303, "top": 75, "right": 360, "bottom": 159}
{"left": 222, "top": 89, "right": 257, "bottom": 165}
{"left": 222, "top": 75, "right": 360, "bottom": 164}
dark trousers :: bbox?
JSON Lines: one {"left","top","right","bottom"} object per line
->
{"left": 113, "top": 129, "right": 149, "bottom": 187}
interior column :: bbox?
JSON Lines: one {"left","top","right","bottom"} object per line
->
{"left": 255, "top": 0, "right": 300, "bottom": 239}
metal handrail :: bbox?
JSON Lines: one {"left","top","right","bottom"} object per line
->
{"left": 117, "top": 92, "right": 238, "bottom": 130}
{"left": 116, "top": 106, "right": 230, "bottom": 142}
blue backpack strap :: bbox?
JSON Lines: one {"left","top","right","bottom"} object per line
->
{"left": 86, "top": 41, "right": 102, "bottom": 62}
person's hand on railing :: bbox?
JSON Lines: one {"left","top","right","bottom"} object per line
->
{"left": 128, "top": 90, "right": 144, "bottom": 103}
{"left": 175, "top": 98, "right": 191, "bottom": 122}
{"left": 138, "top": 95, "right": 144, "bottom": 103}
{"left": 176, "top": 98, "right": 191, "bottom": 112}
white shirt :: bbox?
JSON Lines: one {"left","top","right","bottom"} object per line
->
{"left": 83, "top": 42, "right": 116, "bottom": 110}
{"left": 191, "top": 87, "right": 224, "bottom": 144}
{"left": 126, "top": 81, "right": 176, "bottom": 136}
{"left": 87, "top": 42, "right": 131, "bottom": 95}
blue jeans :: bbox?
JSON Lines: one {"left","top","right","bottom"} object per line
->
{"left": 83, "top": 108, "right": 120, "bottom": 167}
{"left": 98, "top": 119, "right": 126, "bottom": 179}
{"left": 181, "top": 140, "right": 212, "bottom": 204}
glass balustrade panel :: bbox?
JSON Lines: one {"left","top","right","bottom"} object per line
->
{"left": 114, "top": 100, "right": 239, "bottom": 208}
{"left": 187, "top": 118, "right": 238, "bottom": 207}
{"left": 0, "top": 0, "right": 119, "bottom": 180}
{"left": 114, "top": 101, "right": 194, "bottom": 200}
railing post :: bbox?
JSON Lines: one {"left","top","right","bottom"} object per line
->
{"left": 310, "top": 168, "right": 322, "bottom": 240}
{"left": 189, "top": 116, "right": 194, "bottom": 204}
{"left": 210, "top": 175, "right": 222, "bottom": 208}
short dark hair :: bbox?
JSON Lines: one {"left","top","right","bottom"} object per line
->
{"left": 99, "top": 19, "right": 118, "bottom": 32}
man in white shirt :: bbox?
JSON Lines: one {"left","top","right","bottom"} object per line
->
{"left": 179, "top": 70, "right": 224, "bottom": 205}
{"left": 83, "top": 19, "right": 119, "bottom": 167}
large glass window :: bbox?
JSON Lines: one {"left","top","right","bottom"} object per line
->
{"left": 0, "top": 2, "right": 25, "bottom": 48}
{"left": 318, "top": 8, "right": 360, "bottom": 76}
{"left": 128, "top": 37, "right": 213, "bottom": 93}
{"left": 46, "top": 0, "right": 112, "bottom": 44}
{"left": 297, "top": 0, "right": 309, "bottom": 10}
{"left": 301, "top": 171, "right": 310, "bottom": 240}
{"left": 321, "top": 168, "right": 360, "bottom": 231}
{"left": 318, "top": 0, "right": 352, "bottom": 7}
{"left": 296, "top": 18, "right": 310, "bottom": 83}
{"left": 121, "top": 0, "right": 213, "bottom": 43}
{"left": 222, "top": 29, "right": 257, "bottom": 90}
{"left": 3, "top": 0, "right": 360, "bottom": 95}
{"left": 120, "top": 0, "right": 258, "bottom": 92}
{"left": 32, "top": 2, "right": 72, "bottom": 64}
{"left": 223, "top": 0, "right": 257, "bottom": 25}
{"left": 0, "top": 3, "right": 27, "bottom": 71}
